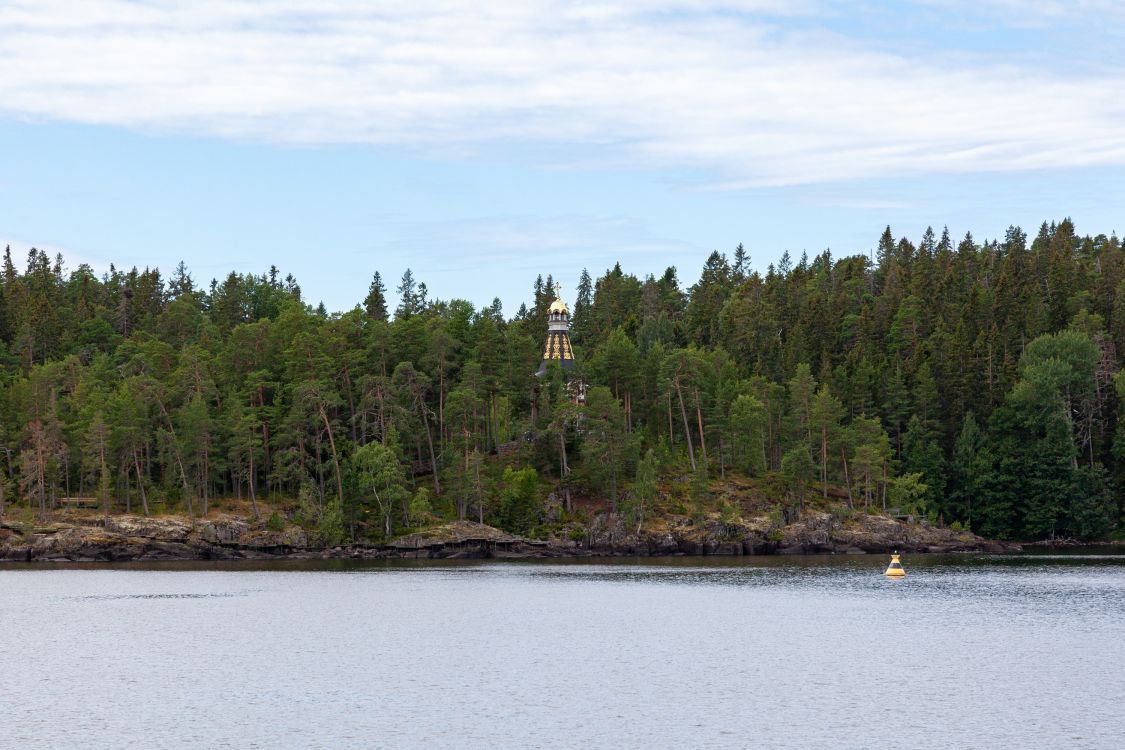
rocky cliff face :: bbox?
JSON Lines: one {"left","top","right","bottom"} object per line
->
{"left": 0, "top": 515, "right": 309, "bottom": 562}
{"left": 573, "top": 510, "right": 1015, "bottom": 556}
{"left": 0, "top": 510, "right": 1015, "bottom": 563}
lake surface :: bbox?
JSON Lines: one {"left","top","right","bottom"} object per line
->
{"left": 2, "top": 552, "right": 1123, "bottom": 749}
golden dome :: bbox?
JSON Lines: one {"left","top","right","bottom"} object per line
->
{"left": 549, "top": 298, "right": 570, "bottom": 315}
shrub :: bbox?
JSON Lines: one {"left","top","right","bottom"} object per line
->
{"left": 266, "top": 511, "right": 285, "bottom": 532}
{"left": 407, "top": 487, "right": 433, "bottom": 527}
{"left": 767, "top": 504, "right": 784, "bottom": 530}
{"left": 316, "top": 500, "right": 345, "bottom": 547}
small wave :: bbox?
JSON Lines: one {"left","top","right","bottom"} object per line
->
{"left": 67, "top": 591, "right": 256, "bottom": 601}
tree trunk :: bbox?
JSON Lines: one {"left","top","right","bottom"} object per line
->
{"left": 558, "top": 429, "right": 569, "bottom": 476}
{"left": 438, "top": 365, "right": 445, "bottom": 438}
{"left": 667, "top": 395, "right": 674, "bottom": 446}
{"left": 675, "top": 382, "right": 696, "bottom": 471}
{"left": 610, "top": 465, "right": 617, "bottom": 513}
{"left": 821, "top": 425, "right": 829, "bottom": 499}
{"left": 421, "top": 406, "right": 441, "bottom": 495}
{"left": 319, "top": 406, "right": 345, "bottom": 509}
{"left": 100, "top": 462, "right": 109, "bottom": 519}
{"left": 343, "top": 363, "right": 358, "bottom": 444}
{"left": 695, "top": 395, "right": 708, "bottom": 468}
{"left": 374, "top": 489, "right": 391, "bottom": 537}
{"left": 377, "top": 390, "right": 387, "bottom": 444}
{"left": 258, "top": 387, "right": 271, "bottom": 474}
{"left": 154, "top": 398, "right": 193, "bottom": 518}
{"left": 491, "top": 394, "right": 500, "bottom": 453}
{"left": 201, "top": 452, "right": 209, "bottom": 516}
{"left": 176, "top": 453, "right": 193, "bottom": 518}
{"left": 840, "top": 447, "right": 853, "bottom": 509}
{"left": 124, "top": 463, "right": 131, "bottom": 514}
{"left": 248, "top": 451, "right": 261, "bottom": 521}
{"left": 473, "top": 451, "right": 484, "bottom": 523}
{"left": 133, "top": 451, "right": 150, "bottom": 517}
{"left": 558, "top": 428, "right": 571, "bottom": 512}
{"left": 765, "top": 407, "right": 775, "bottom": 471}
{"left": 315, "top": 433, "right": 326, "bottom": 501}
{"left": 36, "top": 441, "right": 46, "bottom": 522}
{"left": 881, "top": 460, "right": 888, "bottom": 512}
{"left": 460, "top": 446, "right": 469, "bottom": 520}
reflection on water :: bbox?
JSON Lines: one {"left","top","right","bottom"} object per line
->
{"left": 2, "top": 553, "right": 1123, "bottom": 750}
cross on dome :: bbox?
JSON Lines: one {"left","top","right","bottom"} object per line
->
{"left": 548, "top": 281, "right": 569, "bottom": 315}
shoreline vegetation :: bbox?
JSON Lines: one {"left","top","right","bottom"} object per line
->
{"left": 1, "top": 490, "right": 1018, "bottom": 563}
{"left": 0, "top": 220, "right": 1123, "bottom": 551}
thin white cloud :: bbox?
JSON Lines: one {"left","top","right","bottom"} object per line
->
{"left": 1, "top": 1, "right": 1124, "bottom": 185}
{"left": 915, "top": 0, "right": 1125, "bottom": 26}
{"left": 372, "top": 213, "right": 700, "bottom": 272}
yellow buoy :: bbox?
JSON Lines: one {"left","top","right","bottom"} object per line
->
{"left": 884, "top": 552, "right": 906, "bottom": 577}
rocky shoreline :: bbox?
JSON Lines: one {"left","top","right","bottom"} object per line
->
{"left": 0, "top": 511, "right": 1018, "bottom": 563}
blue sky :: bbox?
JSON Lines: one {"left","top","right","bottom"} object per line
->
{"left": 2, "top": 1, "right": 1124, "bottom": 313}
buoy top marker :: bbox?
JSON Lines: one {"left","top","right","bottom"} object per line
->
{"left": 885, "top": 552, "right": 906, "bottom": 577}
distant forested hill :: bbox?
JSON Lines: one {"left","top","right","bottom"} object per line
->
{"left": 0, "top": 219, "right": 1120, "bottom": 541}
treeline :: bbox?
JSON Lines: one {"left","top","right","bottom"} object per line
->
{"left": 0, "top": 219, "right": 1122, "bottom": 541}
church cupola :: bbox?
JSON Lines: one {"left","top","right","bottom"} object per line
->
{"left": 537, "top": 283, "right": 575, "bottom": 376}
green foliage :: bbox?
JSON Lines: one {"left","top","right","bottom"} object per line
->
{"left": 887, "top": 472, "right": 929, "bottom": 517}
{"left": 350, "top": 441, "right": 409, "bottom": 538}
{"left": 902, "top": 415, "right": 944, "bottom": 512}
{"left": 622, "top": 448, "right": 659, "bottom": 531}
{"left": 295, "top": 482, "right": 321, "bottom": 527}
{"left": 690, "top": 465, "right": 710, "bottom": 522}
{"left": 408, "top": 486, "right": 433, "bottom": 528}
{"left": 265, "top": 511, "right": 285, "bottom": 532}
{"left": 729, "top": 394, "right": 767, "bottom": 476}
{"left": 495, "top": 466, "right": 541, "bottom": 535}
{"left": 0, "top": 222, "right": 1121, "bottom": 543}
{"left": 947, "top": 413, "right": 988, "bottom": 529}
{"left": 580, "top": 385, "right": 633, "bottom": 509}
{"left": 780, "top": 446, "right": 814, "bottom": 509}
{"left": 317, "top": 499, "right": 346, "bottom": 547}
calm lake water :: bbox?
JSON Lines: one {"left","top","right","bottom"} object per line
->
{"left": 2, "top": 552, "right": 1124, "bottom": 749}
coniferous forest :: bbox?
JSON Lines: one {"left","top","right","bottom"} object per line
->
{"left": 0, "top": 219, "right": 1122, "bottom": 542}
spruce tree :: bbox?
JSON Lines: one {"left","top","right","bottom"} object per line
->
{"left": 364, "top": 271, "right": 389, "bottom": 321}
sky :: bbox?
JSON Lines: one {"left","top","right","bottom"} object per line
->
{"left": 2, "top": 0, "right": 1124, "bottom": 314}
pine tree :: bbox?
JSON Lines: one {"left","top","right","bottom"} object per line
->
{"left": 810, "top": 385, "right": 844, "bottom": 497}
